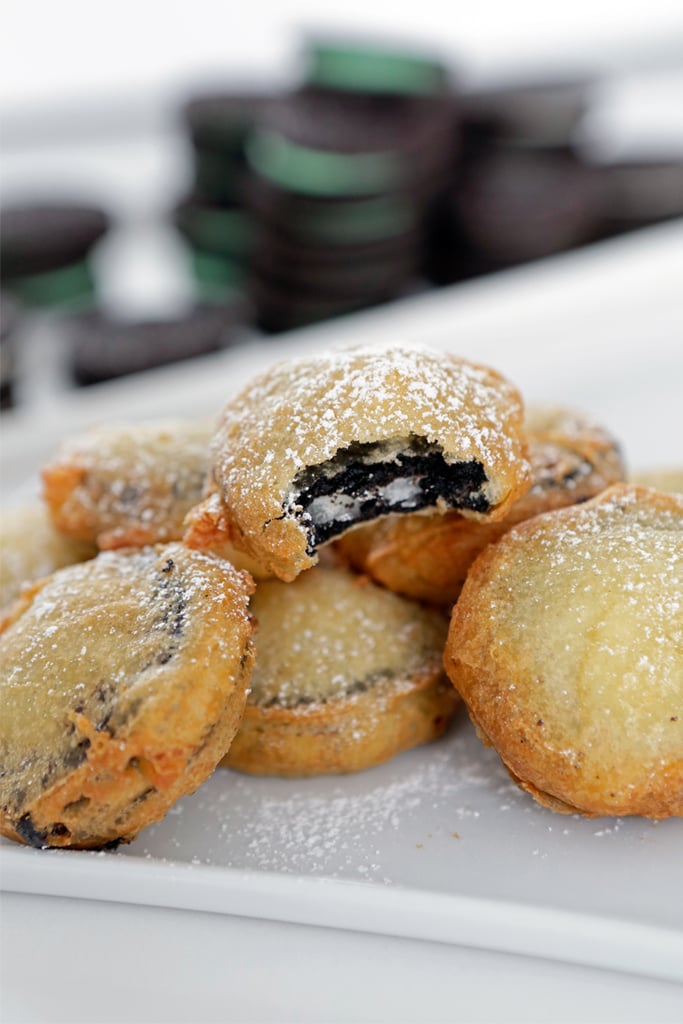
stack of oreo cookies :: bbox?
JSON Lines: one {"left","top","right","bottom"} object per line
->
{"left": 424, "top": 77, "right": 605, "bottom": 284}
{"left": 174, "top": 92, "right": 269, "bottom": 298}
{"left": 243, "top": 38, "right": 458, "bottom": 332}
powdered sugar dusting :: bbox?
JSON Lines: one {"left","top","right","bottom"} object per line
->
{"left": 42, "top": 418, "right": 212, "bottom": 548}
{"left": 208, "top": 345, "right": 530, "bottom": 577}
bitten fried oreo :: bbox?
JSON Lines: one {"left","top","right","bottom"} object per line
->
{"left": 445, "top": 485, "right": 683, "bottom": 819}
{"left": 336, "top": 405, "right": 626, "bottom": 605}
{"left": 0, "top": 543, "right": 255, "bottom": 849}
{"left": 186, "top": 345, "right": 530, "bottom": 580}
{"left": 0, "top": 504, "right": 95, "bottom": 616}
{"left": 222, "top": 564, "right": 458, "bottom": 776}
{"left": 42, "top": 418, "right": 213, "bottom": 550}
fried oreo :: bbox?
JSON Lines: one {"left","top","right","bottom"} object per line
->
{"left": 222, "top": 564, "right": 458, "bottom": 776}
{"left": 0, "top": 504, "right": 95, "bottom": 616}
{"left": 336, "top": 405, "right": 626, "bottom": 605}
{"left": 185, "top": 345, "right": 530, "bottom": 581}
{"left": 445, "top": 485, "right": 683, "bottom": 819}
{"left": 42, "top": 418, "right": 213, "bottom": 549}
{"left": 0, "top": 543, "right": 255, "bottom": 848}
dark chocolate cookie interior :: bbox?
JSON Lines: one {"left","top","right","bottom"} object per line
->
{"left": 290, "top": 436, "right": 489, "bottom": 549}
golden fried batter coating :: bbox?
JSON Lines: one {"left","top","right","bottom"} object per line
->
{"left": 336, "top": 405, "right": 625, "bottom": 605}
{"left": 0, "top": 504, "right": 95, "bottom": 616}
{"left": 42, "top": 418, "right": 213, "bottom": 550}
{"left": 445, "top": 485, "right": 683, "bottom": 819}
{"left": 188, "top": 345, "right": 530, "bottom": 581}
{"left": 222, "top": 564, "right": 459, "bottom": 776}
{"left": 0, "top": 543, "right": 255, "bottom": 848}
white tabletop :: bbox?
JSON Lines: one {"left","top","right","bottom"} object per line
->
{"left": 2, "top": 223, "right": 683, "bottom": 1022}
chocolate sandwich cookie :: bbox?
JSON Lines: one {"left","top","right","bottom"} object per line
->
{"left": 0, "top": 203, "right": 109, "bottom": 309}
{"left": 302, "top": 37, "right": 452, "bottom": 98}
{"left": 185, "top": 345, "right": 530, "bottom": 580}
{"left": 223, "top": 564, "right": 459, "bottom": 776}
{"left": 247, "top": 275, "right": 386, "bottom": 334}
{"left": 250, "top": 223, "right": 418, "bottom": 275}
{"left": 0, "top": 542, "right": 256, "bottom": 849}
{"left": 451, "top": 143, "right": 605, "bottom": 267}
{"left": 182, "top": 91, "right": 270, "bottom": 203}
{"left": 67, "top": 302, "right": 244, "bottom": 387}
{"left": 245, "top": 177, "right": 420, "bottom": 247}
{"left": 250, "top": 230, "right": 418, "bottom": 306}
{"left": 173, "top": 196, "right": 253, "bottom": 295}
{"left": 461, "top": 76, "right": 594, "bottom": 151}
{"left": 594, "top": 157, "right": 683, "bottom": 235}
{"left": 246, "top": 91, "right": 453, "bottom": 200}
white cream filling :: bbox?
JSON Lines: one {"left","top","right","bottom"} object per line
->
{"left": 306, "top": 476, "right": 425, "bottom": 528}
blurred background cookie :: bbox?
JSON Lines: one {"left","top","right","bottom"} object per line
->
{"left": 66, "top": 302, "right": 245, "bottom": 387}
{"left": 0, "top": 202, "right": 110, "bottom": 311}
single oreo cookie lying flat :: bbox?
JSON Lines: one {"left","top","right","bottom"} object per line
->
{"left": 67, "top": 302, "right": 244, "bottom": 386}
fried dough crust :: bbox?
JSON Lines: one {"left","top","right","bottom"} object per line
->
{"left": 337, "top": 405, "right": 625, "bottom": 605}
{"left": 42, "top": 418, "right": 213, "bottom": 550}
{"left": 0, "top": 543, "right": 255, "bottom": 848}
{"left": 222, "top": 565, "right": 460, "bottom": 776}
{"left": 191, "top": 346, "right": 530, "bottom": 581}
{"left": 445, "top": 485, "right": 683, "bottom": 818}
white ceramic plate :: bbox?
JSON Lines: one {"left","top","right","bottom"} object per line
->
{"left": 2, "top": 223, "right": 683, "bottom": 983}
